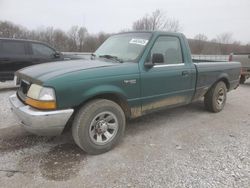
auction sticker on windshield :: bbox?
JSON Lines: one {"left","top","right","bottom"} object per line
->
{"left": 129, "top": 38, "right": 148, "bottom": 46}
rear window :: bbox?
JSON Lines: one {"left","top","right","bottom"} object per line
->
{"left": 1, "top": 41, "right": 26, "bottom": 55}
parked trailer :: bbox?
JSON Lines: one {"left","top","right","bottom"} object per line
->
{"left": 229, "top": 53, "right": 250, "bottom": 84}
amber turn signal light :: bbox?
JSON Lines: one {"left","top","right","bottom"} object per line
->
{"left": 25, "top": 98, "right": 56, "bottom": 110}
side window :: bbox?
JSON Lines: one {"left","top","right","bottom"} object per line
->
{"left": 150, "top": 36, "right": 183, "bottom": 64}
{"left": 31, "top": 43, "right": 55, "bottom": 57}
{"left": 1, "top": 41, "right": 26, "bottom": 56}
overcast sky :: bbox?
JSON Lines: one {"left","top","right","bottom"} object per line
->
{"left": 1, "top": 0, "right": 250, "bottom": 43}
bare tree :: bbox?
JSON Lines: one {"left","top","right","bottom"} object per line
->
{"left": 202, "top": 40, "right": 221, "bottom": 55}
{"left": 194, "top": 34, "right": 208, "bottom": 42}
{"left": 83, "top": 32, "right": 110, "bottom": 52}
{"left": 83, "top": 35, "right": 98, "bottom": 52}
{"left": 193, "top": 34, "right": 208, "bottom": 54}
{"left": 230, "top": 41, "right": 241, "bottom": 53}
{"left": 68, "top": 26, "right": 79, "bottom": 51}
{"left": 216, "top": 33, "right": 233, "bottom": 44}
{"left": 132, "top": 16, "right": 152, "bottom": 31}
{"left": 164, "top": 19, "right": 181, "bottom": 32}
{"left": 53, "top": 29, "right": 69, "bottom": 51}
{"left": 216, "top": 33, "right": 233, "bottom": 54}
{"left": 78, "top": 27, "right": 87, "bottom": 51}
{"left": 132, "top": 9, "right": 181, "bottom": 32}
{"left": 36, "top": 27, "right": 54, "bottom": 44}
{"left": 67, "top": 26, "right": 88, "bottom": 51}
{"left": 0, "top": 21, "right": 27, "bottom": 38}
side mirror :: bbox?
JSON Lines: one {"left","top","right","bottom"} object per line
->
{"left": 144, "top": 61, "right": 154, "bottom": 68}
{"left": 54, "top": 52, "right": 61, "bottom": 58}
{"left": 144, "top": 53, "right": 164, "bottom": 68}
{"left": 152, "top": 53, "right": 164, "bottom": 64}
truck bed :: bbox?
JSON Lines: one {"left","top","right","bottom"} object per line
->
{"left": 193, "top": 61, "right": 241, "bottom": 101}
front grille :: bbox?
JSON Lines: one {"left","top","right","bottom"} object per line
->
{"left": 20, "top": 80, "right": 31, "bottom": 95}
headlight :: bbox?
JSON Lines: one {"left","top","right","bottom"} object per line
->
{"left": 26, "top": 84, "right": 56, "bottom": 110}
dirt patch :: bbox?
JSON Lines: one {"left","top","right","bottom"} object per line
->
{"left": 17, "top": 154, "right": 41, "bottom": 176}
{"left": 0, "top": 135, "right": 51, "bottom": 153}
{"left": 39, "top": 143, "right": 85, "bottom": 181}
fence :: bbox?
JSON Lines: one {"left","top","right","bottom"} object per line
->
{"left": 192, "top": 54, "right": 229, "bottom": 62}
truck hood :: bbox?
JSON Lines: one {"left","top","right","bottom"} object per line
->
{"left": 16, "top": 59, "right": 118, "bottom": 83}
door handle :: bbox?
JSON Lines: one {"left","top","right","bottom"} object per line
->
{"left": 182, "top": 71, "right": 189, "bottom": 76}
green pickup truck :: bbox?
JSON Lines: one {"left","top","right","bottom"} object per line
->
{"left": 10, "top": 31, "right": 241, "bottom": 154}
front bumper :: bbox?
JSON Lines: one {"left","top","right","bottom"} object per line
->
{"left": 9, "top": 94, "right": 74, "bottom": 136}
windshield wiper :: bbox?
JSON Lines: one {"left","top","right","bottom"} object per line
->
{"left": 99, "top": 54, "right": 123, "bottom": 63}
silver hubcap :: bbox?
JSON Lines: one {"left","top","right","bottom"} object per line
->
{"left": 89, "top": 111, "right": 118, "bottom": 145}
{"left": 216, "top": 88, "right": 225, "bottom": 107}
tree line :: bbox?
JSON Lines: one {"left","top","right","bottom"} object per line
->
{"left": 0, "top": 9, "right": 249, "bottom": 54}
{"left": 0, "top": 21, "right": 110, "bottom": 52}
{"left": 189, "top": 33, "right": 250, "bottom": 55}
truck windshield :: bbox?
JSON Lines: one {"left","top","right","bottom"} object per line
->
{"left": 95, "top": 33, "right": 152, "bottom": 62}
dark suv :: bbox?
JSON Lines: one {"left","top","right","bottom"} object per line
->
{"left": 0, "top": 38, "right": 67, "bottom": 81}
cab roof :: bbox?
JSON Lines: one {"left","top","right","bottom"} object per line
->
{"left": 117, "top": 31, "right": 183, "bottom": 37}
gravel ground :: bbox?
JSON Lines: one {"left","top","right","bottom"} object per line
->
{"left": 0, "top": 81, "right": 249, "bottom": 188}
{"left": 0, "top": 90, "right": 18, "bottom": 129}
{"left": 0, "top": 81, "right": 16, "bottom": 91}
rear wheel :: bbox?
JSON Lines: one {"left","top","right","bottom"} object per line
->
{"left": 204, "top": 81, "right": 227, "bottom": 113}
{"left": 72, "top": 99, "right": 125, "bottom": 155}
{"left": 239, "top": 76, "right": 246, "bottom": 84}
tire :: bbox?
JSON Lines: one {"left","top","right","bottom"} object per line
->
{"left": 72, "top": 99, "right": 126, "bottom": 155}
{"left": 204, "top": 81, "right": 227, "bottom": 113}
{"left": 239, "top": 76, "right": 246, "bottom": 84}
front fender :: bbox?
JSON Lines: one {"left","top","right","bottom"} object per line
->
{"left": 55, "top": 82, "right": 131, "bottom": 109}
{"left": 80, "top": 84, "right": 128, "bottom": 102}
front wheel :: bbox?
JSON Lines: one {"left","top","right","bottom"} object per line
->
{"left": 72, "top": 99, "right": 125, "bottom": 155}
{"left": 204, "top": 81, "right": 227, "bottom": 113}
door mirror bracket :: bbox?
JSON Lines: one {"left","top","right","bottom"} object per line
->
{"left": 54, "top": 52, "right": 61, "bottom": 58}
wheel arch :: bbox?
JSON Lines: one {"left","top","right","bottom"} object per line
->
{"left": 203, "top": 75, "right": 230, "bottom": 99}
{"left": 216, "top": 77, "right": 230, "bottom": 90}
{"left": 63, "top": 92, "right": 131, "bottom": 134}
{"left": 76, "top": 92, "right": 131, "bottom": 118}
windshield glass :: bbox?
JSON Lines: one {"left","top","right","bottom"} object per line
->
{"left": 95, "top": 33, "right": 152, "bottom": 62}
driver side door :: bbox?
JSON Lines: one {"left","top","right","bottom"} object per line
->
{"left": 140, "top": 35, "right": 195, "bottom": 113}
